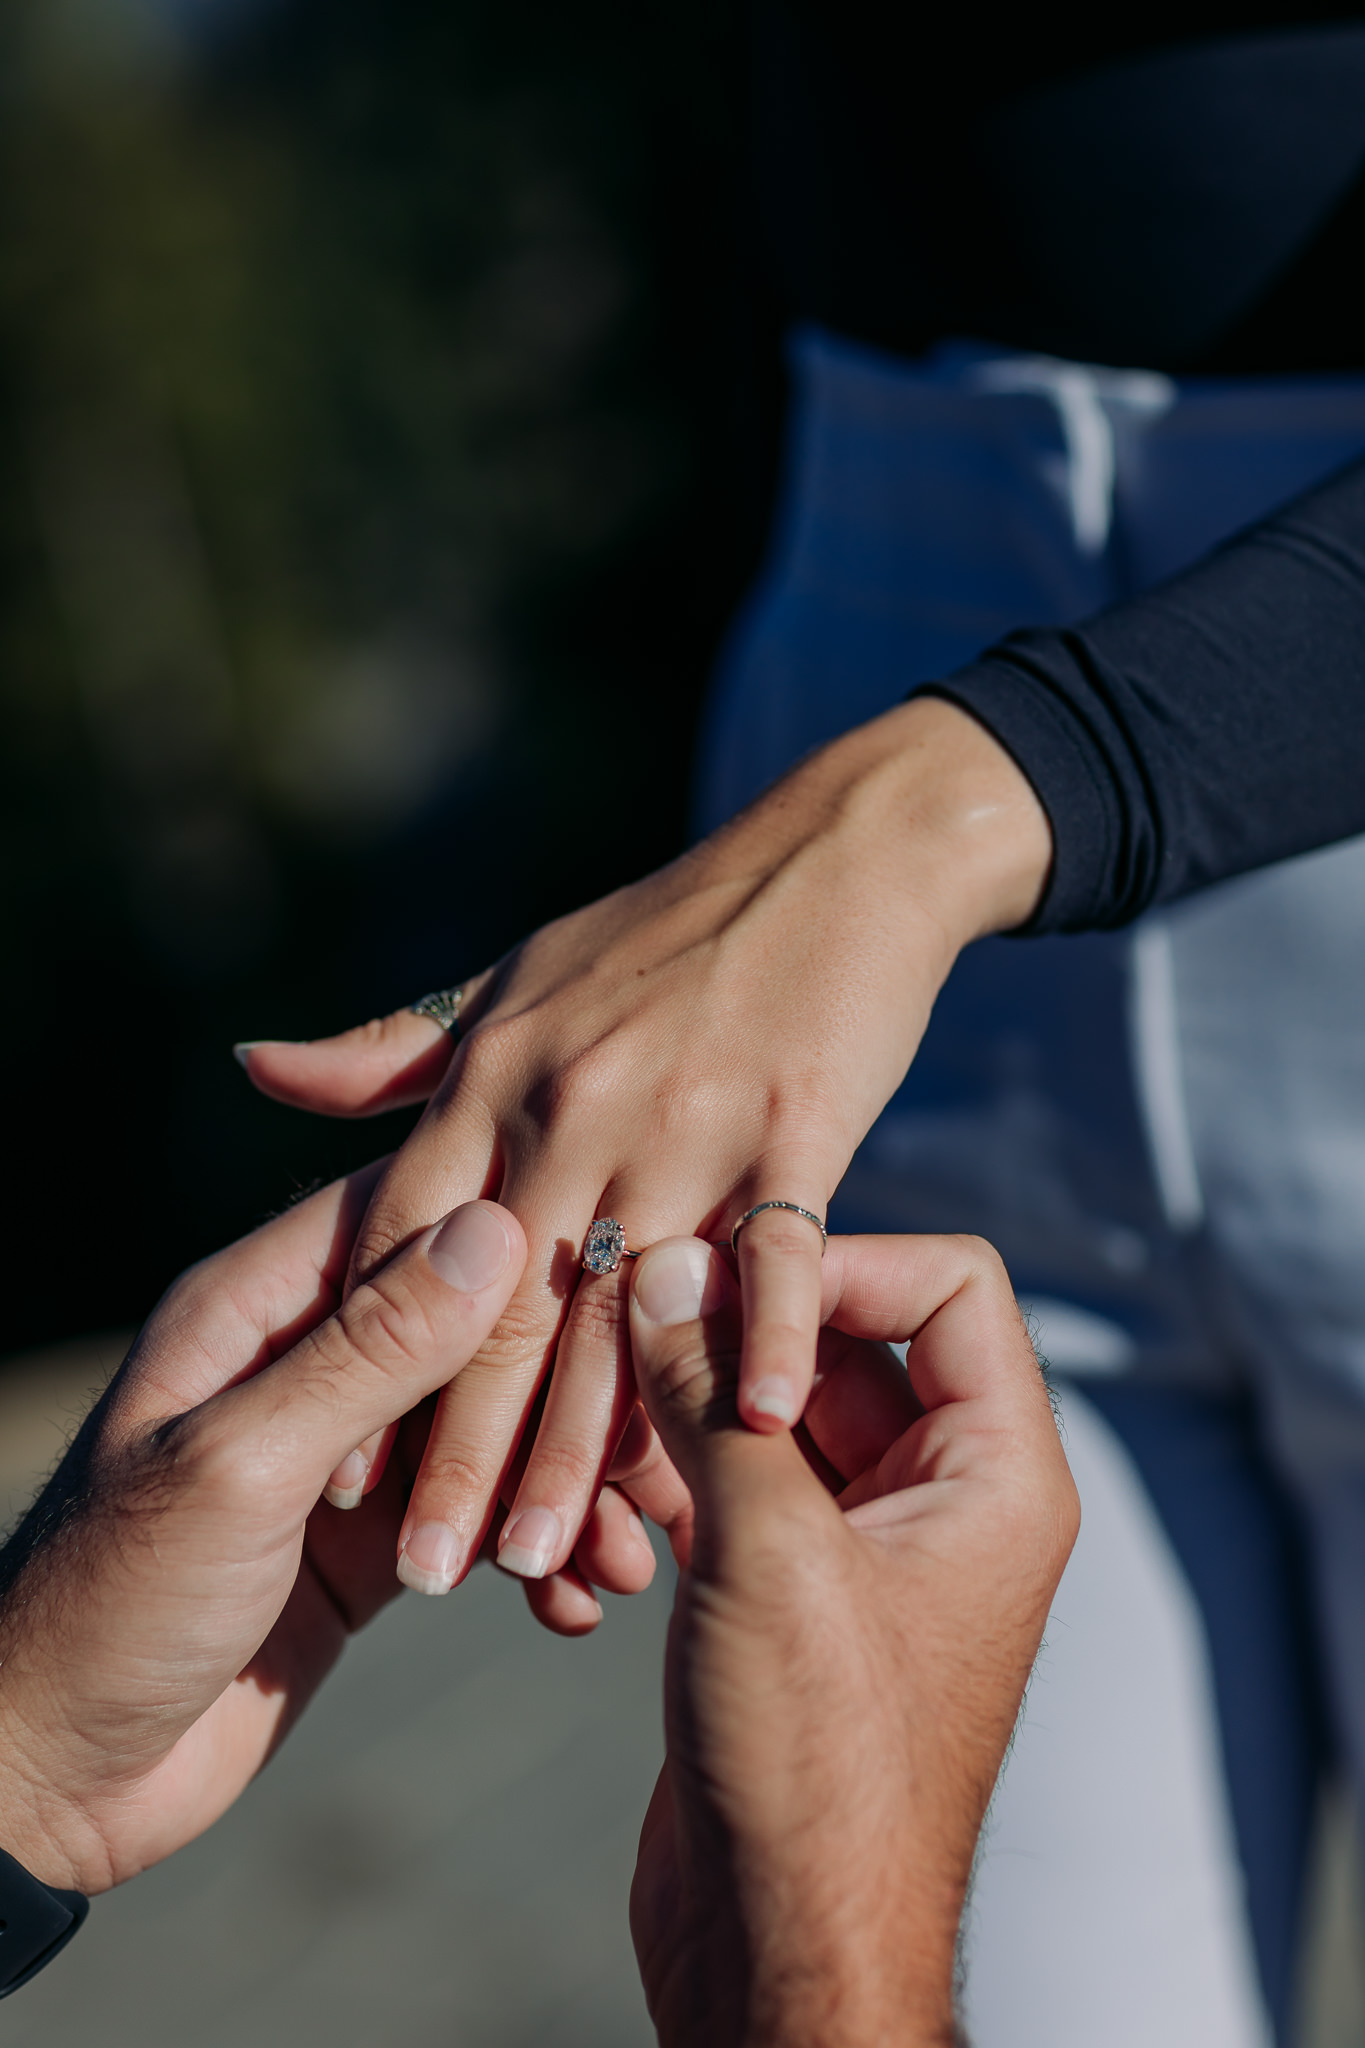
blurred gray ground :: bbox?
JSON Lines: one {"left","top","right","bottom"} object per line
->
{"left": 1, "top": 1338, "right": 1363, "bottom": 2048}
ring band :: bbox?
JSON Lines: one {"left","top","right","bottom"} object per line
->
{"left": 582, "top": 1217, "right": 642, "bottom": 1276}
{"left": 731, "top": 1201, "right": 828, "bottom": 1256}
{"left": 410, "top": 984, "right": 467, "bottom": 1038}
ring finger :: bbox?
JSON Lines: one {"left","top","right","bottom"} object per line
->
{"left": 494, "top": 1177, "right": 711, "bottom": 1582}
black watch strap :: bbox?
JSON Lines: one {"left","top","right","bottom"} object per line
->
{"left": 0, "top": 1844, "right": 88, "bottom": 1997}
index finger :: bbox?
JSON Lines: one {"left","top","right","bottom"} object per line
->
{"left": 814, "top": 1235, "right": 1070, "bottom": 1532}
{"left": 816, "top": 1232, "right": 1046, "bottom": 1417}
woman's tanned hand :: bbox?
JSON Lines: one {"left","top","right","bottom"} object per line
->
{"left": 239, "top": 697, "right": 1051, "bottom": 1610}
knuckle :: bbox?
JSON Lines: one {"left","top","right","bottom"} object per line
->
{"left": 745, "top": 1317, "right": 812, "bottom": 1363}
{"left": 1056, "top": 1472, "right": 1083, "bottom": 1552}
{"left": 335, "top": 1011, "right": 412, "bottom": 1056}
{"left": 349, "top": 1215, "right": 413, "bottom": 1283}
{"left": 998, "top": 1483, "right": 1077, "bottom": 1597}
{"left": 559, "top": 1041, "right": 624, "bottom": 1110}
{"left": 1028, "top": 1471, "right": 1081, "bottom": 1565}
{"left": 523, "top": 1039, "right": 624, "bottom": 1132}
{"left": 522, "top": 1436, "right": 601, "bottom": 1498}
{"left": 355, "top": 1013, "right": 393, "bottom": 1048}
{"left": 648, "top": 1329, "right": 739, "bottom": 1428}
{"left": 456, "top": 1013, "right": 528, "bottom": 1095}
{"left": 468, "top": 1296, "right": 557, "bottom": 1376}
{"left": 148, "top": 1254, "right": 220, "bottom": 1334}
{"left": 642, "top": 1068, "right": 731, "bottom": 1141}
{"left": 416, "top": 1443, "right": 498, "bottom": 1513}
{"left": 752, "top": 1066, "right": 842, "bottom": 1138}
{"left": 337, "top": 1270, "right": 438, "bottom": 1375}
{"left": 953, "top": 1232, "right": 1007, "bottom": 1278}
{"left": 742, "top": 1216, "right": 825, "bottom": 1265}
{"left": 567, "top": 1280, "right": 628, "bottom": 1349}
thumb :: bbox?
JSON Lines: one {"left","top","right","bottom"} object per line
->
{"left": 235, "top": 1006, "right": 455, "bottom": 1117}
{"left": 205, "top": 1199, "right": 527, "bottom": 1508}
{"left": 628, "top": 1238, "right": 831, "bottom": 1573}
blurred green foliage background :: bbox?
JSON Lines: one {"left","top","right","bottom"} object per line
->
{"left": 1, "top": 0, "right": 760, "bottom": 1349}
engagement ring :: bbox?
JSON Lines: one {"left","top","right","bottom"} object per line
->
{"left": 582, "top": 1218, "right": 641, "bottom": 1275}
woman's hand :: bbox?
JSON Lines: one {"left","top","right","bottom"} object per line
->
{"left": 238, "top": 698, "right": 1051, "bottom": 1602}
{"left": 0, "top": 1174, "right": 533, "bottom": 1895}
{"left": 625, "top": 1230, "right": 1079, "bottom": 2048}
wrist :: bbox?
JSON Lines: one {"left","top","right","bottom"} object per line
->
{"left": 747, "top": 1964, "right": 959, "bottom": 2048}
{"left": 844, "top": 695, "right": 1052, "bottom": 941}
{"left": 0, "top": 1699, "right": 112, "bottom": 1896}
{"left": 742, "top": 1889, "right": 960, "bottom": 2048}
{"left": 0, "top": 1796, "right": 94, "bottom": 1897}
{"left": 703, "top": 696, "right": 1051, "bottom": 957}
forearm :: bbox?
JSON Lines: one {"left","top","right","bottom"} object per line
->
{"left": 0, "top": 1489, "right": 118, "bottom": 1895}
{"left": 925, "top": 453, "right": 1365, "bottom": 930}
{"left": 743, "top": 1910, "right": 960, "bottom": 2048}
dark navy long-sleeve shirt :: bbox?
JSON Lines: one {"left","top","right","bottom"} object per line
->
{"left": 760, "top": 3, "right": 1365, "bottom": 928}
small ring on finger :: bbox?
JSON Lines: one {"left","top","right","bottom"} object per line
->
{"left": 409, "top": 983, "right": 468, "bottom": 1039}
{"left": 582, "top": 1217, "right": 643, "bottom": 1276}
{"left": 730, "top": 1201, "right": 828, "bottom": 1257}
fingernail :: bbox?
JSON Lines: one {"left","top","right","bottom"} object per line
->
{"left": 626, "top": 1510, "right": 654, "bottom": 1559}
{"left": 748, "top": 1377, "right": 798, "bottom": 1426}
{"left": 634, "top": 1239, "right": 725, "bottom": 1326}
{"left": 428, "top": 1203, "right": 511, "bottom": 1293}
{"left": 233, "top": 1040, "right": 267, "bottom": 1069}
{"left": 498, "top": 1506, "right": 563, "bottom": 1580}
{"left": 396, "top": 1522, "right": 464, "bottom": 1596}
{"left": 325, "top": 1449, "right": 369, "bottom": 1509}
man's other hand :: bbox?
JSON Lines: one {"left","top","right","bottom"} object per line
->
{"left": 0, "top": 1176, "right": 525, "bottom": 1895}
{"left": 626, "top": 1232, "right": 1079, "bottom": 2048}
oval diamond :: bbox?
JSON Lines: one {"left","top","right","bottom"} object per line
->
{"left": 583, "top": 1217, "right": 626, "bottom": 1275}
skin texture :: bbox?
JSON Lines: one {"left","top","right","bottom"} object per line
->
{"left": 0, "top": 1176, "right": 660, "bottom": 1892}
{"left": 239, "top": 697, "right": 1053, "bottom": 1617}
{"left": 0, "top": 1202, "right": 1073, "bottom": 2042}
{"left": 625, "top": 1233, "right": 1080, "bottom": 2048}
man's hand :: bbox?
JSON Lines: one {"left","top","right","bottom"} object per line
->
{"left": 0, "top": 1176, "right": 528, "bottom": 1895}
{"left": 237, "top": 700, "right": 1051, "bottom": 1606}
{"left": 624, "top": 1232, "right": 1079, "bottom": 2048}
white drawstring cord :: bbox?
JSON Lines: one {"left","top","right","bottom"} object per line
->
{"left": 972, "top": 355, "right": 1176, "bottom": 555}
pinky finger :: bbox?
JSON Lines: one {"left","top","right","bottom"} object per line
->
{"left": 575, "top": 1485, "right": 657, "bottom": 1595}
{"left": 608, "top": 1405, "right": 695, "bottom": 1568}
{"left": 520, "top": 1562, "right": 604, "bottom": 1637}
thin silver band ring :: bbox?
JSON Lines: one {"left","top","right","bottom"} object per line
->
{"left": 731, "top": 1201, "right": 828, "bottom": 1256}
